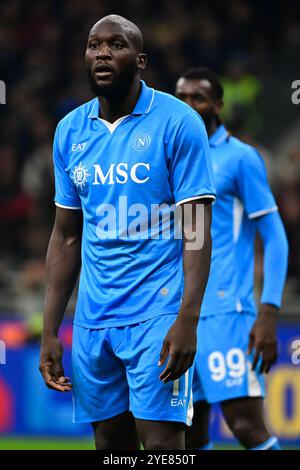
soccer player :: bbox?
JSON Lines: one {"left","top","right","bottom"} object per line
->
{"left": 39, "top": 17, "right": 216, "bottom": 450}
{"left": 175, "top": 68, "right": 288, "bottom": 450}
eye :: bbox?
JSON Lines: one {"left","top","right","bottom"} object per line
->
{"left": 196, "top": 96, "right": 205, "bottom": 103}
{"left": 111, "top": 41, "right": 123, "bottom": 49}
{"left": 89, "top": 42, "right": 99, "bottom": 49}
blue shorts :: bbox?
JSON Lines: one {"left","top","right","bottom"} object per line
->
{"left": 193, "top": 312, "right": 265, "bottom": 404}
{"left": 72, "top": 314, "right": 194, "bottom": 425}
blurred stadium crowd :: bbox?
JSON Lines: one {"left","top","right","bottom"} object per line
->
{"left": 0, "top": 0, "right": 300, "bottom": 321}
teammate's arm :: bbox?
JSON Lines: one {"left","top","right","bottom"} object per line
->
{"left": 159, "top": 201, "right": 212, "bottom": 383}
{"left": 248, "top": 211, "right": 288, "bottom": 373}
{"left": 39, "top": 207, "right": 82, "bottom": 391}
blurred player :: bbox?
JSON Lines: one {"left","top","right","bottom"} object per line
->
{"left": 176, "top": 68, "right": 288, "bottom": 450}
{"left": 39, "top": 17, "right": 215, "bottom": 450}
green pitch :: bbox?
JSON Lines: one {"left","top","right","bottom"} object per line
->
{"left": 0, "top": 437, "right": 238, "bottom": 450}
{"left": 0, "top": 437, "right": 95, "bottom": 450}
{"left": 0, "top": 437, "right": 299, "bottom": 450}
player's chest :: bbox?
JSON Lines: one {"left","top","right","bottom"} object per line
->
{"left": 64, "top": 123, "right": 168, "bottom": 195}
{"left": 211, "top": 147, "right": 237, "bottom": 198}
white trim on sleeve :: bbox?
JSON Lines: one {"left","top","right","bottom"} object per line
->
{"left": 55, "top": 202, "right": 82, "bottom": 210}
{"left": 233, "top": 198, "right": 244, "bottom": 242}
{"left": 248, "top": 206, "right": 278, "bottom": 219}
{"left": 176, "top": 194, "right": 216, "bottom": 207}
{"left": 186, "top": 390, "right": 194, "bottom": 427}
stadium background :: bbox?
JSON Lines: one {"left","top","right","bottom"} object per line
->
{"left": 0, "top": 0, "right": 300, "bottom": 450}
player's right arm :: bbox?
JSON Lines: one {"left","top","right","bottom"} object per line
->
{"left": 236, "top": 147, "right": 288, "bottom": 373}
{"left": 39, "top": 206, "right": 82, "bottom": 392}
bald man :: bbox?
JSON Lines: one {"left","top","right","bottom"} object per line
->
{"left": 39, "top": 15, "right": 215, "bottom": 450}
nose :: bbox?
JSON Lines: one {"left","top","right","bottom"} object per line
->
{"left": 96, "top": 43, "right": 111, "bottom": 60}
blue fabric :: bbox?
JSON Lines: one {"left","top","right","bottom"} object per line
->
{"left": 198, "top": 442, "right": 214, "bottom": 450}
{"left": 193, "top": 311, "right": 265, "bottom": 404}
{"left": 269, "top": 439, "right": 281, "bottom": 450}
{"left": 201, "top": 125, "right": 280, "bottom": 317}
{"left": 250, "top": 436, "right": 281, "bottom": 450}
{"left": 254, "top": 212, "right": 288, "bottom": 308}
{"left": 72, "top": 314, "right": 194, "bottom": 424}
{"left": 53, "top": 80, "right": 215, "bottom": 328}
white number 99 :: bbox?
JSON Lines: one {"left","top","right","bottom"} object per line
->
{"left": 208, "top": 348, "right": 246, "bottom": 381}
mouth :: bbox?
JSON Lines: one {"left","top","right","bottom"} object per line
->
{"left": 94, "top": 64, "right": 114, "bottom": 79}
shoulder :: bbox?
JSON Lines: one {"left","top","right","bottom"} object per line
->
{"left": 154, "top": 89, "right": 190, "bottom": 113}
{"left": 152, "top": 90, "right": 206, "bottom": 144}
{"left": 153, "top": 89, "right": 204, "bottom": 126}
{"left": 228, "top": 136, "right": 264, "bottom": 168}
{"left": 53, "top": 99, "right": 96, "bottom": 153}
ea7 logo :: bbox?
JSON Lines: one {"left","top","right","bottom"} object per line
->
{"left": 0, "top": 80, "right": 6, "bottom": 104}
{"left": 72, "top": 143, "right": 87, "bottom": 151}
{"left": 171, "top": 398, "right": 186, "bottom": 407}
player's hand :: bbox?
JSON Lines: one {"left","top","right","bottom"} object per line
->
{"left": 158, "top": 314, "right": 197, "bottom": 383}
{"left": 247, "top": 304, "right": 278, "bottom": 374}
{"left": 39, "top": 336, "right": 72, "bottom": 392}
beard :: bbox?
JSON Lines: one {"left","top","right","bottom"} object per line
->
{"left": 200, "top": 110, "right": 215, "bottom": 133}
{"left": 86, "top": 61, "right": 138, "bottom": 98}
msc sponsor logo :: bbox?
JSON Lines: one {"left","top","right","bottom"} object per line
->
{"left": 71, "top": 162, "right": 151, "bottom": 188}
{"left": 71, "top": 162, "right": 90, "bottom": 189}
{"left": 93, "top": 163, "right": 150, "bottom": 185}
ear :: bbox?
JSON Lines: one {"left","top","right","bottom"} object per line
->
{"left": 136, "top": 53, "right": 147, "bottom": 71}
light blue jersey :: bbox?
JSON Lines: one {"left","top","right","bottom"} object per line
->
{"left": 193, "top": 125, "right": 279, "bottom": 405}
{"left": 201, "top": 125, "right": 278, "bottom": 317}
{"left": 53, "top": 80, "right": 215, "bottom": 328}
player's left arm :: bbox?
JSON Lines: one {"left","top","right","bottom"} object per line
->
{"left": 159, "top": 200, "right": 213, "bottom": 383}
{"left": 248, "top": 211, "right": 289, "bottom": 373}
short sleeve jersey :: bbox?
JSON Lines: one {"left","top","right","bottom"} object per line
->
{"left": 53, "top": 81, "right": 216, "bottom": 327}
{"left": 201, "top": 125, "right": 278, "bottom": 317}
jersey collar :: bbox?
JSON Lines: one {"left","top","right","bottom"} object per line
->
{"left": 88, "top": 80, "right": 155, "bottom": 119}
{"left": 209, "top": 124, "right": 229, "bottom": 147}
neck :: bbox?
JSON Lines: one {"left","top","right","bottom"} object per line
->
{"left": 207, "top": 117, "right": 220, "bottom": 137}
{"left": 98, "top": 77, "right": 141, "bottom": 123}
